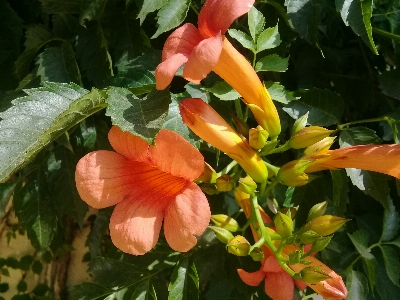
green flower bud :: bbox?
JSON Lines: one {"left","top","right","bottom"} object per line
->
{"left": 303, "top": 137, "right": 336, "bottom": 156}
{"left": 249, "top": 126, "right": 269, "bottom": 150}
{"left": 292, "top": 112, "right": 309, "bottom": 135}
{"left": 300, "top": 266, "right": 331, "bottom": 284}
{"left": 249, "top": 247, "right": 264, "bottom": 261}
{"left": 277, "top": 159, "right": 314, "bottom": 184}
{"left": 216, "top": 174, "right": 234, "bottom": 192}
{"left": 280, "top": 206, "right": 299, "bottom": 219}
{"left": 307, "top": 201, "right": 328, "bottom": 222}
{"left": 274, "top": 212, "right": 293, "bottom": 238}
{"left": 288, "top": 250, "right": 302, "bottom": 264}
{"left": 232, "top": 115, "right": 250, "bottom": 138}
{"left": 200, "top": 183, "right": 218, "bottom": 195}
{"left": 299, "top": 230, "right": 321, "bottom": 244}
{"left": 227, "top": 236, "right": 251, "bottom": 256}
{"left": 209, "top": 226, "right": 234, "bottom": 244}
{"left": 305, "top": 215, "right": 349, "bottom": 236}
{"left": 265, "top": 227, "right": 282, "bottom": 240}
{"left": 237, "top": 176, "right": 257, "bottom": 195}
{"left": 289, "top": 126, "right": 335, "bottom": 149}
{"left": 210, "top": 214, "right": 240, "bottom": 232}
{"left": 310, "top": 235, "right": 333, "bottom": 252}
{"left": 196, "top": 162, "right": 217, "bottom": 183}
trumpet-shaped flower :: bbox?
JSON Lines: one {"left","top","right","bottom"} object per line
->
{"left": 180, "top": 98, "right": 268, "bottom": 183}
{"left": 75, "top": 126, "right": 211, "bottom": 255}
{"left": 155, "top": 0, "right": 281, "bottom": 137}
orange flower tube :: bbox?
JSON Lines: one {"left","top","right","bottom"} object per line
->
{"left": 180, "top": 98, "right": 268, "bottom": 183}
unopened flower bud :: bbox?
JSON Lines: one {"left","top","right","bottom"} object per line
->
{"left": 211, "top": 214, "right": 240, "bottom": 232}
{"left": 289, "top": 126, "right": 335, "bottom": 149}
{"left": 280, "top": 206, "right": 299, "bottom": 219}
{"left": 196, "top": 162, "right": 217, "bottom": 183}
{"left": 292, "top": 112, "right": 309, "bottom": 135}
{"left": 300, "top": 266, "right": 331, "bottom": 284}
{"left": 288, "top": 250, "right": 302, "bottom": 264}
{"left": 310, "top": 235, "right": 333, "bottom": 252}
{"left": 227, "top": 236, "right": 251, "bottom": 256}
{"left": 267, "top": 198, "right": 279, "bottom": 214}
{"left": 200, "top": 183, "right": 218, "bottom": 195}
{"left": 277, "top": 159, "right": 314, "bottom": 184}
{"left": 299, "top": 230, "right": 321, "bottom": 244}
{"left": 216, "top": 174, "right": 234, "bottom": 192}
{"left": 232, "top": 116, "right": 250, "bottom": 138}
{"left": 265, "top": 227, "right": 282, "bottom": 240}
{"left": 249, "top": 247, "right": 264, "bottom": 261}
{"left": 237, "top": 176, "right": 257, "bottom": 195}
{"left": 249, "top": 126, "right": 269, "bottom": 150}
{"left": 305, "top": 215, "right": 348, "bottom": 236}
{"left": 303, "top": 137, "right": 336, "bottom": 156}
{"left": 209, "top": 226, "right": 234, "bottom": 244}
{"left": 274, "top": 212, "right": 293, "bottom": 238}
{"left": 307, "top": 201, "right": 328, "bottom": 222}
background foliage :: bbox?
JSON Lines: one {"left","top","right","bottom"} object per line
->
{"left": 1, "top": 0, "right": 400, "bottom": 299}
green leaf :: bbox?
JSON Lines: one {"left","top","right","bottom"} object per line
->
{"left": 17, "top": 280, "right": 28, "bottom": 293}
{"left": 184, "top": 83, "right": 210, "bottom": 103}
{"left": 228, "top": 29, "right": 255, "bottom": 50}
{"left": 137, "top": 0, "right": 168, "bottom": 24}
{"left": 0, "top": 182, "right": 16, "bottom": 218}
{"left": 380, "top": 245, "right": 400, "bottom": 286}
{"left": 330, "top": 169, "right": 349, "bottom": 215}
{"left": 39, "top": 0, "right": 83, "bottom": 14}
{"left": 131, "top": 279, "right": 157, "bottom": 300}
{"left": 387, "top": 236, "right": 400, "bottom": 248}
{"left": 31, "top": 261, "right": 43, "bottom": 274}
{"left": 168, "top": 257, "right": 199, "bottom": 300}
{"left": 335, "top": 0, "right": 378, "bottom": 54}
{"left": 86, "top": 207, "right": 112, "bottom": 258}
{"left": 255, "top": 54, "right": 289, "bottom": 72}
{"left": 256, "top": 25, "right": 281, "bottom": 52}
{"left": 79, "top": 0, "right": 108, "bottom": 25}
{"left": 378, "top": 69, "right": 400, "bottom": 101}
{"left": 346, "top": 270, "right": 369, "bottom": 300}
{"left": 286, "top": 0, "right": 322, "bottom": 46}
{"left": 282, "top": 88, "right": 344, "bottom": 126}
{"left": 381, "top": 197, "right": 400, "bottom": 242}
{"left": 106, "top": 87, "right": 171, "bottom": 143}
{"left": 70, "top": 282, "right": 113, "bottom": 300}
{"left": 19, "top": 255, "right": 34, "bottom": 271}
{"left": 339, "top": 126, "right": 382, "bottom": 147}
{"left": 13, "top": 176, "right": 57, "bottom": 250}
{"left": 248, "top": 6, "right": 265, "bottom": 41}
{"left": 203, "top": 81, "right": 241, "bottom": 101}
{"left": 0, "top": 82, "right": 106, "bottom": 182}
{"left": 36, "top": 43, "right": 82, "bottom": 85}
{"left": 348, "top": 229, "right": 373, "bottom": 259}
{"left": 0, "top": 283, "right": 9, "bottom": 293}
{"left": 152, "top": 0, "right": 191, "bottom": 39}
{"left": 32, "top": 283, "right": 48, "bottom": 296}
{"left": 265, "top": 81, "right": 297, "bottom": 104}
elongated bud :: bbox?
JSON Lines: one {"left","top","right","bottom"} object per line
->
{"left": 305, "top": 215, "right": 348, "bottom": 236}
{"left": 249, "top": 126, "right": 269, "bottom": 150}
{"left": 249, "top": 247, "right": 264, "bottom": 261}
{"left": 274, "top": 212, "right": 293, "bottom": 238}
{"left": 211, "top": 214, "right": 240, "bottom": 232}
{"left": 209, "top": 226, "right": 234, "bottom": 244}
{"left": 310, "top": 235, "right": 333, "bottom": 252}
{"left": 300, "top": 266, "right": 331, "bottom": 284}
{"left": 307, "top": 201, "right": 328, "bottom": 222}
{"left": 227, "top": 236, "right": 250, "bottom": 256}
{"left": 180, "top": 98, "right": 268, "bottom": 183}
{"left": 277, "top": 159, "right": 314, "bottom": 184}
{"left": 200, "top": 183, "right": 217, "bottom": 195}
{"left": 237, "top": 176, "right": 257, "bottom": 195}
{"left": 232, "top": 115, "right": 249, "bottom": 138}
{"left": 292, "top": 112, "right": 309, "bottom": 135}
{"left": 299, "top": 230, "right": 321, "bottom": 244}
{"left": 289, "top": 126, "right": 335, "bottom": 149}
{"left": 196, "top": 162, "right": 217, "bottom": 183}
{"left": 265, "top": 227, "right": 282, "bottom": 240}
{"left": 289, "top": 250, "right": 302, "bottom": 264}
{"left": 303, "top": 137, "right": 336, "bottom": 156}
{"left": 216, "top": 174, "right": 234, "bottom": 192}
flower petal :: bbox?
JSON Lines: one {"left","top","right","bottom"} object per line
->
{"left": 237, "top": 269, "right": 265, "bottom": 286}
{"left": 155, "top": 54, "right": 189, "bottom": 90}
{"left": 198, "top": 0, "right": 255, "bottom": 38}
{"left": 164, "top": 182, "right": 210, "bottom": 252}
{"left": 262, "top": 256, "right": 283, "bottom": 273}
{"left": 183, "top": 33, "right": 223, "bottom": 84}
{"left": 264, "top": 272, "right": 294, "bottom": 300}
{"left": 149, "top": 129, "right": 204, "bottom": 181}
{"left": 75, "top": 151, "right": 132, "bottom": 208}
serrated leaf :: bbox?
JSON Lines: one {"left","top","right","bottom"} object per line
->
{"left": 375, "top": 250, "right": 400, "bottom": 299}
{"left": 86, "top": 207, "right": 112, "bottom": 258}
{"left": 282, "top": 88, "right": 344, "bottom": 126}
{"left": 248, "top": 6, "right": 265, "bottom": 41}
{"left": 381, "top": 197, "right": 400, "bottom": 242}
{"left": 256, "top": 25, "right": 281, "bottom": 52}
{"left": 346, "top": 270, "right": 369, "bottom": 300}
{"left": 228, "top": 29, "right": 255, "bottom": 50}
{"left": 330, "top": 169, "right": 349, "bottom": 215}
{"left": 0, "top": 182, "right": 15, "bottom": 218}
{"left": 137, "top": 0, "right": 168, "bottom": 24}
{"left": 106, "top": 87, "right": 171, "bottom": 143}
{"left": 36, "top": 43, "right": 82, "bottom": 85}
{"left": 184, "top": 83, "right": 210, "bottom": 103}
{"left": 378, "top": 69, "right": 400, "bottom": 101}
{"left": 70, "top": 282, "right": 113, "bottom": 300}
{"left": 40, "top": 0, "right": 83, "bottom": 14}
{"left": 0, "top": 82, "right": 107, "bottom": 182}
{"left": 339, "top": 126, "right": 382, "bottom": 147}
{"left": 255, "top": 54, "right": 289, "bottom": 72}
{"left": 168, "top": 257, "right": 199, "bottom": 300}
{"left": 286, "top": 0, "right": 322, "bottom": 46}
{"left": 348, "top": 229, "right": 373, "bottom": 259}
{"left": 265, "top": 81, "right": 297, "bottom": 104}
{"left": 335, "top": 0, "right": 378, "bottom": 54}
{"left": 13, "top": 176, "right": 57, "bottom": 249}
{"left": 79, "top": 0, "right": 108, "bottom": 25}
{"left": 380, "top": 245, "right": 400, "bottom": 286}
{"left": 152, "top": 0, "right": 191, "bottom": 39}
{"left": 203, "top": 81, "right": 241, "bottom": 101}
{"left": 131, "top": 279, "right": 157, "bottom": 300}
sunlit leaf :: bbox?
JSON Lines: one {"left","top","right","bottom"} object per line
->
{"left": 228, "top": 29, "right": 255, "bottom": 50}
{"left": 168, "top": 257, "right": 199, "bottom": 300}
{"left": 203, "top": 81, "right": 241, "bottom": 101}
{"left": 255, "top": 54, "right": 289, "bottom": 72}
{"left": 248, "top": 6, "right": 265, "bottom": 41}
{"left": 256, "top": 25, "right": 281, "bottom": 52}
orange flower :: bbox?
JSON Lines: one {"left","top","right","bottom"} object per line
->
{"left": 75, "top": 126, "right": 211, "bottom": 255}
{"left": 180, "top": 98, "right": 268, "bottom": 183}
{"left": 155, "top": 0, "right": 280, "bottom": 137}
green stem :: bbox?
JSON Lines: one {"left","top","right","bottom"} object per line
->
{"left": 337, "top": 116, "right": 388, "bottom": 130}
{"left": 268, "top": 141, "right": 290, "bottom": 154}
{"left": 372, "top": 27, "right": 400, "bottom": 42}
{"left": 264, "top": 162, "right": 280, "bottom": 176}
{"left": 235, "top": 99, "right": 244, "bottom": 120}
{"left": 252, "top": 51, "right": 257, "bottom": 68}
{"left": 263, "top": 178, "right": 279, "bottom": 196}
{"left": 190, "top": 3, "right": 200, "bottom": 15}
{"left": 217, "top": 160, "right": 238, "bottom": 176}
